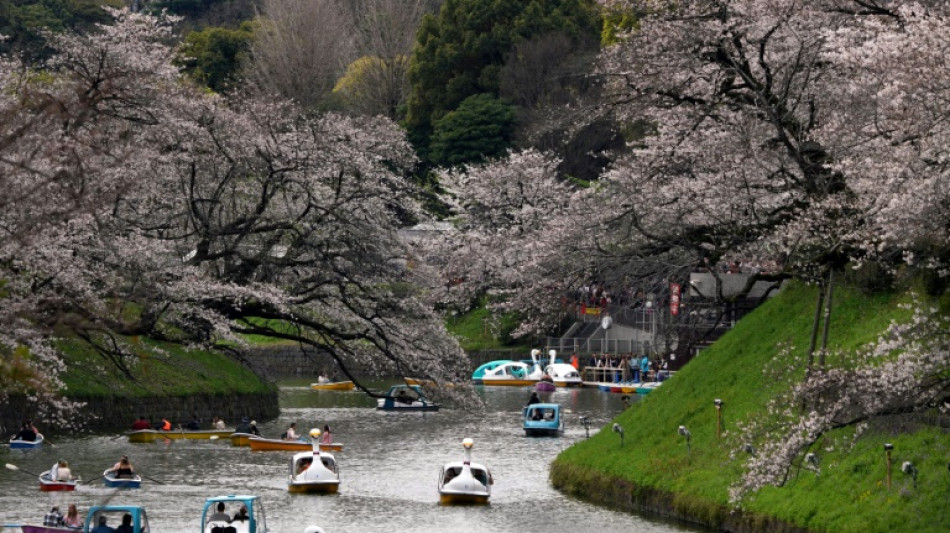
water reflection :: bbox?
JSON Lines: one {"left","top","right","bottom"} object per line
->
{"left": 0, "top": 382, "right": 702, "bottom": 533}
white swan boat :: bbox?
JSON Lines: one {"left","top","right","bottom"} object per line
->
{"left": 287, "top": 429, "right": 340, "bottom": 494}
{"left": 438, "top": 438, "right": 492, "bottom": 504}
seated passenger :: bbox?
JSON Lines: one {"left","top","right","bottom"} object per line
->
{"left": 232, "top": 506, "right": 249, "bottom": 522}
{"left": 208, "top": 502, "right": 231, "bottom": 524}
{"left": 115, "top": 513, "right": 134, "bottom": 533}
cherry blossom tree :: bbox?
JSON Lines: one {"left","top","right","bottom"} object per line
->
{"left": 0, "top": 9, "right": 475, "bottom": 421}
{"left": 432, "top": 0, "right": 950, "bottom": 496}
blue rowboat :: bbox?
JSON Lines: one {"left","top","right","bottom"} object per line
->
{"left": 10, "top": 433, "right": 44, "bottom": 449}
{"left": 103, "top": 468, "right": 142, "bottom": 489}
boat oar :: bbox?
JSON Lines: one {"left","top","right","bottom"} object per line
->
{"left": 139, "top": 473, "right": 166, "bottom": 485}
{"left": 80, "top": 472, "right": 109, "bottom": 485}
{"left": 4, "top": 463, "right": 40, "bottom": 477}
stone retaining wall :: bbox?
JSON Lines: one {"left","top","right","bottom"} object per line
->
{"left": 1, "top": 390, "right": 279, "bottom": 438}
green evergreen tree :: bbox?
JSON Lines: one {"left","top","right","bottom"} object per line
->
{"left": 405, "top": 0, "right": 600, "bottom": 163}
{"left": 175, "top": 22, "right": 255, "bottom": 93}
{"left": 429, "top": 93, "right": 515, "bottom": 168}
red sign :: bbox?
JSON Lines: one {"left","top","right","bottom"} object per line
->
{"left": 670, "top": 282, "right": 681, "bottom": 315}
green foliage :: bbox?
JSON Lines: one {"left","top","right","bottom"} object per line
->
{"left": 405, "top": 0, "right": 601, "bottom": 161}
{"left": 57, "top": 336, "right": 271, "bottom": 397}
{"left": 150, "top": 0, "right": 215, "bottom": 18}
{"left": 600, "top": 2, "right": 638, "bottom": 45}
{"left": 175, "top": 22, "right": 255, "bottom": 92}
{"left": 445, "top": 303, "right": 528, "bottom": 352}
{"left": 428, "top": 93, "right": 515, "bottom": 167}
{"left": 0, "top": 0, "right": 118, "bottom": 60}
{"left": 553, "top": 282, "right": 950, "bottom": 532}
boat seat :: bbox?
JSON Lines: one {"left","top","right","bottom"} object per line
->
{"left": 206, "top": 523, "right": 238, "bottom": 533}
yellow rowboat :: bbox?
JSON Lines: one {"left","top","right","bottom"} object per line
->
{"left": 248, "top": 436, "right": 343, "bottom": 452}
{"left": 310, "top": 380, "right": 355, "bottom": 391}
{"left": 230, "top": 432, "right": 257, "bottom": 446}
{"left": 127, "top": 428, "right": 234, "bottom": 443}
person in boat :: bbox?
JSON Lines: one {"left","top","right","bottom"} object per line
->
{"left": 131, "top": 416, "right": 151, "bottom": 430}
{"left": 526, "top": 392, "right": 541, "bottom": 406}
{"left": 112, "top": 455, "right": 135, "bottom": 479}
{"left": 395, "top": 388, "right": 415, "bottom": 404}
{"left": 232, "top": 505, "right": 249, "bottom": 522}
{"left": 317, "top": 371, "right": 330, "bottom": 384}
{"left": 320, "top": 424, "right": 332, "bottom": 444}
{"left": 296, "top": 457, "right": 313, "bottom": 474}
{"left": 235, "top": 417, "right": 252, "bottom": 434}
{"left": 212, "top": 416, "right": 226, "bottom": 430}
{"left": 249, "top": 420, "right": 261, "bottom": 435}
{"left": 154, "top": 417, "right": 172, "bottom": 431}
{"left": 115, "top": 513, "right": 134, "bottom": 533}
{"left": 43, "top": 506, "right": 64, "bottom": 527}
{"left": 186, "top": 414, "right": 201, "bottom": 430}
{"left": 531, "top": 407, "right": 544, "bottom": 420}
{"left": 64, "top": 504, "right": 83, "bottom": 529}
{"left": 283, "top": 422, "right": 299, "bottom": 440}
{"left": 91, "top": 516, "right": 114, "bottom": 533}
{"left": 51, "top": 459, "right": 72, "bottom": 481}
{"left": 13, "top": 420, "right": 37, "bottom": 442}
{"left": 208, "top": 502, "right": 232, "bottom": 523}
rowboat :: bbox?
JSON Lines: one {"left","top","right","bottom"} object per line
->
{"left": 10, "top": 434, "right": 44, "bottom": 449}
{"left": 127, "top": 428, "right": 234, "bottom": 443}
{"left": 287, "top": 430, "right": 340, "bottom": 494}
{"left": 310, "top": 380, "right": 355, "bottom": 391}
{"left": 230, "top": 432, "right": 257, "bottom": 446}
{"left": 39, "top": 470, "right": 77, "bottom": 492}
{"left": 103, "top": 468, "right": 142, "bottom": 489}
{"left": 523, "top": 403, "right": 564, "bottom": 437}
{"left": 438, "top": 438, "right": 491, "bottom": 504}
{"left": 248, "top": 436, "right": 343, "bottom": 452}
{"left": 376, "top": 384, "right": 439, "bottom": 411}
{"left": 19, "top": 525, "right": 76, "bottom": 533}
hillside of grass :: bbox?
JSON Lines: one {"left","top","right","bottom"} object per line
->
{"left": 57, "top": 336, "right": 272, "bottom": 398}
{"left": 444, "top": 303, "right": 532, "bottom": 353}
{"left": 552, "top": 282, "right": 950, "bottom": 533}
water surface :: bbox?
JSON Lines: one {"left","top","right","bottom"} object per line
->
{"left": 0, "top": 382, "right": 703, "bottom": 533}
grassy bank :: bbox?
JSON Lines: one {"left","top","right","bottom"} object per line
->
{"left": 552, "top": 283, "right": 950, "bottom": 533}
{"left": 58, "top": 336, "right": 272, "bottom": 398}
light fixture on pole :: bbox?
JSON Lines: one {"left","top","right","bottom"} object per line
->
{"left": 612, "top": 423, "right": 624, "bottom": 447}
{"left": 678, "top": 425, "right": 691, "bottom": 454}
{"left": 714, "top": 399, "right": 723, "bottom": 440}
{"left": 901, "top": 461, "right": 918, "bottom": 489}
{"left": 805, "top": 452, "right": 820, "bottom": 477}
{"left": 884, "top": 443, "right": 894, "bottom": 489}
{"left": 580, "top": 416, "right": 591, "bottom": 439}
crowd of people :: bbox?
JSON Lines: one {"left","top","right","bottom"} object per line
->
{"left": 583, "top": 352, "right": 670, "bottom": 383}
{"left": 128, "top": 414, "right": 246, "bottom": 432}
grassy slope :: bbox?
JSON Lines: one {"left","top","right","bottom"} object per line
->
{"left": 554, "top": 282, "right": 950, "bottom": 533}
{"left": 58, "top": 337, "right": 271, "bottom": 397}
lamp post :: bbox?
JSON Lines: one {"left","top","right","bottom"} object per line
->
{"left": 884, "top": 443, "right": 893, "bottom": 489}
{"left": 678, "top": 425, "right": 691, "bottom": 454}
{"left": 714, "top": 399, "right": 723, "bottom": 440}
{"left": 901, "top": 461, "right": 918, "bottom": 489}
